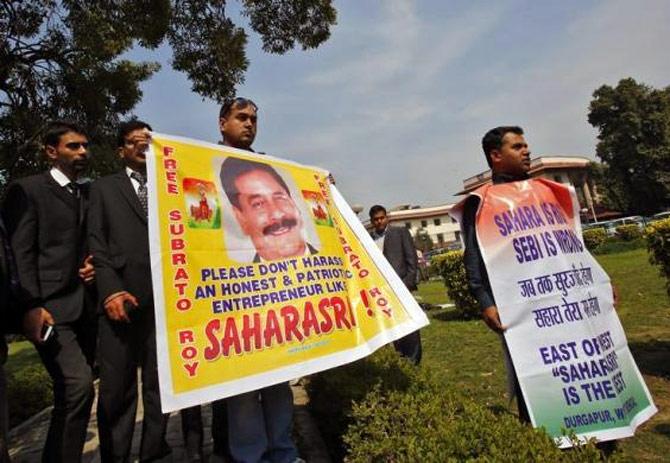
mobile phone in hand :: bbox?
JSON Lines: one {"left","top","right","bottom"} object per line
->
{"left": 40, "top": 324, "right": 54, "bottom": 342}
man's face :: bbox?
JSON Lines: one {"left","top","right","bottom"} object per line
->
{"left": 232, "top": 169, "right": 306, "bottom": 260}
{"left": 371, "top": 211, "right": 388, "bottom": 234}
{"left": 491, "top": 132, "right": 531, "bottom": 176}
{"left": 220, "top": 104, "right": 257, "bottom": 150}
{"left": 45, "top": 131, "right": 90, "bottom": 179}
{"left": 119, "top": 127, "right": 151, "bottom": 171}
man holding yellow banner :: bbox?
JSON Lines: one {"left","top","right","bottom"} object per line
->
{"left": 147, "top": 99, "right": 429, "bottom": 462}
{"left": 217, "top": 98, "right": 301, "bottom": 463}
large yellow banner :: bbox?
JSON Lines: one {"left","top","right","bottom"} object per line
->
{"left": 147, "top": 133, "right": 429, "bottom": 411}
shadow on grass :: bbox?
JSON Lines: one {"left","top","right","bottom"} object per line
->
{"left": 654, "top": 423, "right": 670, "bottom": 438}
{"left": 629, "top": 340, "right": 670, "bottom": 379}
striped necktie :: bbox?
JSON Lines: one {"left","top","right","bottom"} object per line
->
{"left": 130, "top": 171, "right": 148, "bottom": 215}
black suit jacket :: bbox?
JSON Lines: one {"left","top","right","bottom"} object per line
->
{"left": 0, "top": 216, "right": 20, "bottom": 333}
{"left": 2, "top": 172, "right": 90, "bottom": 323}
{"left": 88, "top": 171, "right": 152, "bottom": 307}
{"left": 376, "top": 226, "right": 418, "bottom": 291}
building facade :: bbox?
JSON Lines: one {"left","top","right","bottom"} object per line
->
{"left": 361, "top": 156, "right": 605, "bottom": 249}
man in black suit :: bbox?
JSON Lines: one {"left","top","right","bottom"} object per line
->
{"left": 3, "top": 121, "right": 97, "bottom": 462}
{"left": 88, "top": 120, "right": 170, "bottom": 462}
{"left": 369, "top": 204, "right": 422, "bottom": 364}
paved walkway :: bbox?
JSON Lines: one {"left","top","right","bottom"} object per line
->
{"left": 8, "top": 380, "right": 330, "bottom": 463}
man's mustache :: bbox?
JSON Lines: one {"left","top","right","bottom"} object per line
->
{"left": 263, "top": 217, "right": 298, "bottom": 235}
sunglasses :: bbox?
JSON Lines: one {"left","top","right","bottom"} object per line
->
{"left": 65, "top": 142, "right": 89, "bottom": 150}
{"left": 220, "top": 97, "right": 258, "bottom": 118}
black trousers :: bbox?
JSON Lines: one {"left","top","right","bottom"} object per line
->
{"left": 36, "top": 314, "right": 96, "bottom": 463}
{"left": 96, "top": 307, "right": 169, "bottom": 462}
{"left": 180, "top": 406, "right": 203, "bottom": 459}
{"left": 393, "top": 330, "right": 422, "bottom": 365}
{"left": 180, "top": 401, "right": 230, "bottom": 459}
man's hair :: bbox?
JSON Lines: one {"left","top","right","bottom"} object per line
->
{"left": 481, "top": 126, "right": 524, "bottom": 167}
{"left": 116, "top": 119, "right": 152, "bottom": 147}
{"left": 220, "top": 157, "right": 291, "bottom": 209}
{"left": 43, "top": 120, "right": 87, "bottom": 148}
{"left": 219, "top": 97, "right": 258, "bottom": 119}
{"left": 369, "top": 205, "right": 387, "bottom": 218}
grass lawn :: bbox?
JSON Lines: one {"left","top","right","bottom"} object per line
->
{"left": 4, "top": 249, "right": 668, "bottom": 460}
{"left": 417, "top": 248, "right": 670, "bottom": 462}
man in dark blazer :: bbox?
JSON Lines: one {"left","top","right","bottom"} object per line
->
{"left": 369, "top": 204, "right": 422, "bottom": 364}
{"left": 88, "top": 120, "right": 170, "bottom": 462}
{"left": 2, "top": 121, "right": 97, "bottom": 462}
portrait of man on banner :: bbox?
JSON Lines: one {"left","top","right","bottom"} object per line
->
{"left": 216, "top": 156, "right": 320, "bottom": 263}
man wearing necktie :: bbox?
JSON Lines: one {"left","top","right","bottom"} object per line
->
{"left": 2, "top": 121, "right": 97, "bottom": 462}
{"left": 88, "top": 120, "right": 171, "bottom": 462}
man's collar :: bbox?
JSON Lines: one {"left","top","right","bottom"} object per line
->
{"left": 49, "top": 167, "right": 72, "bottom": 187}
{"left": 492, "top": 171, "right": 530, "bottom": 184}
{"left": 371, "top": 226, "right": 387, "bottom": 238}
{"left": 256, "top": 242, "right": 312, "bottom": 262}
{"left": 219, "top": 139, "right": 255, "bottom": 152}
{"left": 125, "top": 166, "right": 147, "bottom": 178}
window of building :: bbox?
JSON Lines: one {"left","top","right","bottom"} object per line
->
{"left": 451, "top": 217, "right": 457, "bottom": 223}
{"left": 433, "top": 218, "right": 441, "bottom": 226}
{"left": 454, "top": 231, "right": 460, "bottom": 241}
{"left": 437, "top": 233, "right": 444, "bottom": 243}
{"left": 421, "top": 220, "right": 428, "bottom": 227}
{"left": 405, "top": 222, "right": 411, "bottom": 229}
{"left": 554, "top": 175, "right": 563, "bottom": 183}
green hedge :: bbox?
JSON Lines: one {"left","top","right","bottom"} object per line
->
{"left": 308, "top": 349, "right": 604, "bottom": 462}
{"left": 594, "top": 237, "right": 645, "bottom": 255}
{"left": 432, "top": 251, "right": 479, "bottom": 319}
{"left": 615, "top": 224, "right": 643, "bottom": 241}
{"left": 307, "top": 348, "right": 424, "bottom": 461}
{"left": 344, "top": 389, "right": 603, "bottom": 462}
{"left": 645, "top": 218, "right": 670, "bottom": 296}
{"left": 6, "top": 363, "right": 53, "bottom": 428}
{"left": 582, "top": 228, "right": 606, "bottom": 251}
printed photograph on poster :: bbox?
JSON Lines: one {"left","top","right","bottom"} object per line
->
{"left": 183, "top": 178, "right": 221, "bottom": 229}
{"left": 302, "top": 190, "right": 334, "bottom": 227}
{"left": 213, "top": 156, "right": 321, "bottom": 263}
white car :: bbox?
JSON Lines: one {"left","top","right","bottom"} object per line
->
{"left": 601, "top": 216, "right": 647, "bottom": 236}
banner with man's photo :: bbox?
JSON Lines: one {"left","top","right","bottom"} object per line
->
{"left": 146, "top": 133, "right": 429, "bottom": 412}
{"left": 464, "top": 179, "right": 656, "bottom": 447}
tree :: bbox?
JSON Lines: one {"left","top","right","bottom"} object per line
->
{"left": 413, "top": 228, "right": 433, "bottom": 253}
{"left": 588, "top": 78, "right": 670, "bottom": 215}
{"left": 0, "top": 0, "right": 336, "bottom": 185}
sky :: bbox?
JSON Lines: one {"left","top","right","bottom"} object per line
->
{"left": 132, "top": 0, "right": 670, "bottom": 212}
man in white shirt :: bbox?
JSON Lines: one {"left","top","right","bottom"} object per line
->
{"left": 88, "top": 120, "right": 171, "bottom": 462}
{"left": 3, "top": 121, "right": 97, "bottom": 462}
